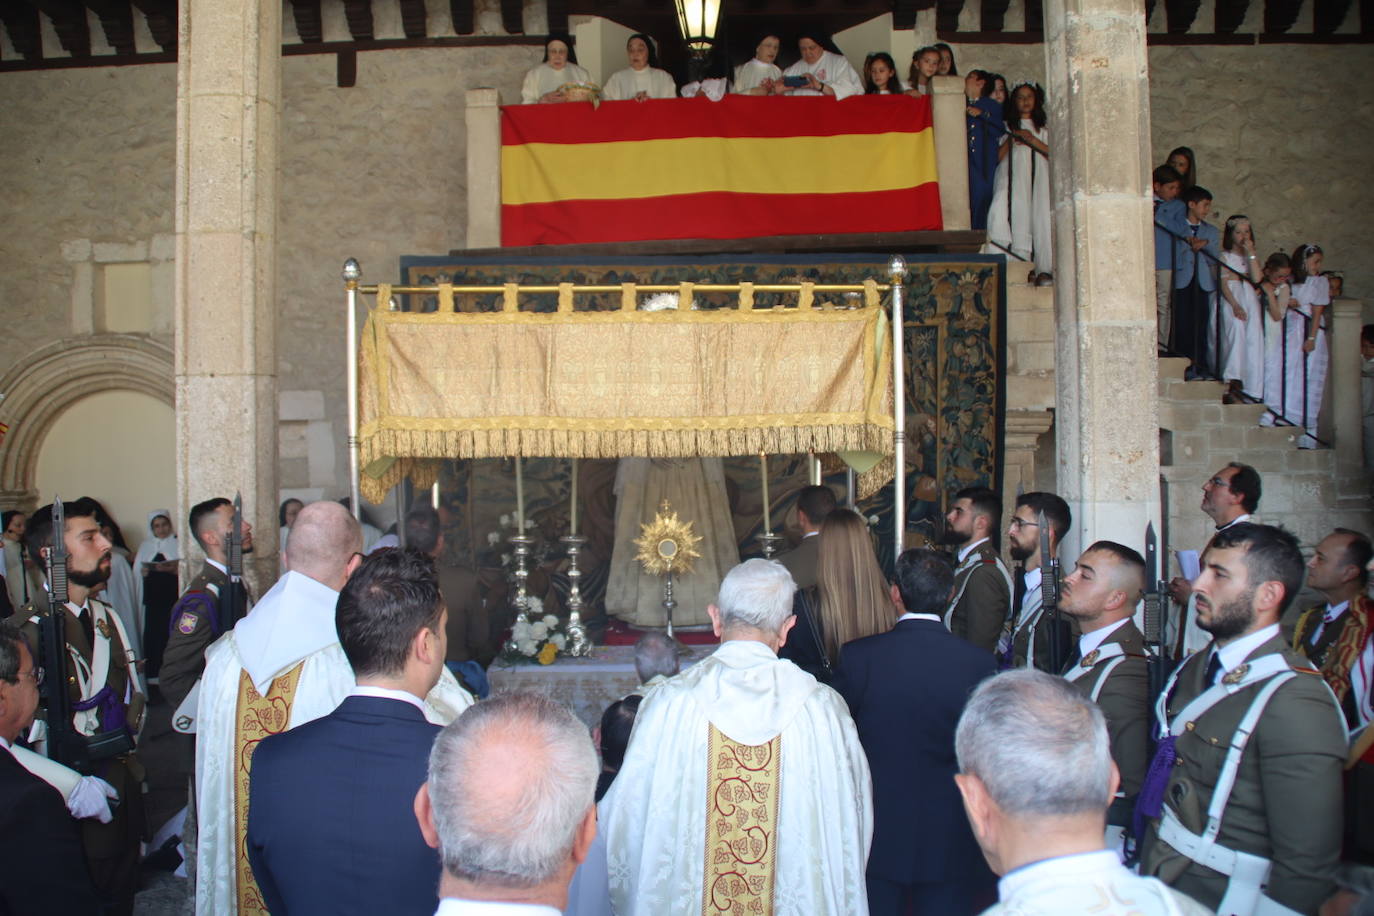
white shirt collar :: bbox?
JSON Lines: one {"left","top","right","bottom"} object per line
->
{"left": 1325, "top": 600, "right": 1350, "bottom": 622}
{"left": 1217, "top": 513, "right": 1252, "bottom": 532}
{"left": 1079, "top": 617, "right": 1130, "bottom": 657}
{"left": 433, "top": 898, "right": 562, "bottom": 915}
{"left": 207, "top": 557, "right": 228, "bottom": 576}
{"left": 801, "top": 530, "right": 819, "bottom": 540}
{"left": 1213, "top": 622, "right": 1281, "bottom": 673}
{"left": 1022, "top": 566, "right": 1042, "bottom": 592}
{"left": 897, "top": 612, "right": 942, "bottom": 624}
{"left": 999, "top": 849, "right": 1123, "bottom": 900}
{"left": 351, "top": 684, "right": 426, "bottom": 714}
{"left": 0, "top": 735, "right": 10, "bottom": 751}
{"left": 958, "top": 536, "right": 990, "bottom": 564}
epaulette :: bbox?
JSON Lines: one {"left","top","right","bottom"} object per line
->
{"left": 1292, "top": 665, "right": 1322, "bottom": 676}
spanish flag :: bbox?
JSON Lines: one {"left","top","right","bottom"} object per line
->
{"left": 501, "top": 94, "right": 941, "bottom": 247}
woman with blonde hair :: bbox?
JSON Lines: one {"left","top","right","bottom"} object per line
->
{"left": 816, "top": 508, "right": 893, "bottom": 668}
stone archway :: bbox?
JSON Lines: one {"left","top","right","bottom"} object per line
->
{"left": 0, "top": 334, "right": 174, "bottom": 510}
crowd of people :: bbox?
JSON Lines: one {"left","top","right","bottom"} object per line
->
{"left": 0, "top": 462, "right": 1370, "bottom": 916}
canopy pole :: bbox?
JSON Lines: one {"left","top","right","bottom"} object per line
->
{"left": 344, "top": 258, "right": 361, "bottom": 519}
{"left": 889, "top": 256, "right": 908, "bottom": 557}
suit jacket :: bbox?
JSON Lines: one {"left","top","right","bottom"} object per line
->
{"left": 159, "top": 562, "right": 251, "bottom": 709}
{"left": 1171, "top": 219, "right": 1221, "bottom": 292}
{"left": 946, "top": 541, "right": 1010, "bottom": 654}
{"left": 247, "top": 694, "right": 443, "bottom": 916}
{"left": 0, "top": 746, "right": 101, "bottom": 915}
{"left": 1153, "top": 198, "right": 1187, "bottom": 270}
{"left": 833, "top": 617, "right": 997, "bottom": 887}
{"left": 1141, "top": 635, "right": 1346, "bottom": 913}
{"left": 1064, "top": 621, "right": 1150, "bottom": 800}
{"left": 777, "top": 534, "right": 820, "bottom": 591}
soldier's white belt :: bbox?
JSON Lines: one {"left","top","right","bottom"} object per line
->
{"left": 1156, "top": 811, "right": 1299, "bottom": 916}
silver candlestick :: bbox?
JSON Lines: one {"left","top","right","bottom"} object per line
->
{"left": 509, "top": 533, "right": 535, "bottom": 620}
{"left": 559, "top": 534, "right": 591, "bottom": 656}
{"left": 661, "top": 572, "right": 690, "bottom": 656}
{"left": 757, "top": 531, "right": 785, "bottom": 558}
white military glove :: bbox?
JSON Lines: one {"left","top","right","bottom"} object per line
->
{"left": 68, "top": 776, "right": 118, "bottom": 823}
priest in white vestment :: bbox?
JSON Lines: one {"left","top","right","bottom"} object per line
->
{"left": 602, "top": 559, "right": 873, "bottom": 915}
{"left": 954, "top": 671, "right": 1209, "bottom": 916}
{"left": 195, "top": 502, "right": 473, "bottom": 916}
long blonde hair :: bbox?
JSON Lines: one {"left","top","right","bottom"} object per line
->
{"left": 816, "top": 509, "right": 893, "bottom": 663}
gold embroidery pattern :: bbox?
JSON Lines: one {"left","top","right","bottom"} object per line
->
{"left": 703, "top": 726, "right": 780, "bottom": 916}
{"left": 233, "top": 664, "right": 304, "bottom": 916}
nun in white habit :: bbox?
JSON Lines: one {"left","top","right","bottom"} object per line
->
{"left": 134, "top": 509, "right": 180, "bottom": 679}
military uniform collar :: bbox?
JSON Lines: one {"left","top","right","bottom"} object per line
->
{"left": 1323, "top": 599, "right": 1350, "bottom": 622}
{"left": 1078, "top": 617, "right": 1130, "bottom": 659}
{"left": 1210, "top": 623, "right": 1281, "bottom": 677}
{"left": 958, "top": 536, "right": 991, "bottom": 564}
{"left": 206, "top": 557, "right": 228, "bottom": 577}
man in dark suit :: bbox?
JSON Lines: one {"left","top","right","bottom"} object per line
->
{"left": 247, "top": 548, "right": 450, "bottom": 916}
{"left": 777, "top": 484, "right": 836, "bottom": 591}
{"left": 1057, "top": 541, "right": 1150, "bottom": 848}
{"left": 0, "top": 626, "right": 101, "bottom": 915}
{"left": 833, "top": 548, "right": 997, "bottom": 915}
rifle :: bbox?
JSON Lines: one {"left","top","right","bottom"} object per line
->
{"left": 1038, "top": 508, "right": 1067, "bottom": 674}
{"left": 220, "top": 491, "right": 243, "bottom": 630}
{"left": 39, "top": 497, "right": 135, "bottom": 771}
{"left": 38, "top": 496, "right": 85, "bottom": 769}
{"left": 1142, "top": 522, "right": 1176, "bottom": 747}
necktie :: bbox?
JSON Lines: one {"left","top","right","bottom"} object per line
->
{"left": 1204, "top": 652, "right": 1223, "bottom": 686}
{"left": 78, "top": 606, "right": 95, "bottom": 647}
{"left": 1013, "top": 568, "right": 1028, "bottom": 618}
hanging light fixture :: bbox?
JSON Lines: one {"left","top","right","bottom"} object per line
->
{"left": 674, "top": 0, "right": 721, "bottom": 82}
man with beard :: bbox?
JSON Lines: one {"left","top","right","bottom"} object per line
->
{"left": 1004, "top": 492, "right": 1073, "bottom": 671}
{"left": 1167, "top": 462, "right": 1260, "bottom": 657}
{"left": 1140, "top": 523, "right": 1346, "bottom": 914}
{"left": 941, "top": 486, "right": 1012, "bottom": 654}
{"left": 160, "top": 497, "right": 254, "bottom": 711}
{"left": 1057, "top": 541, "right": 1150, "bottom": 851}
{"left": 21, "top": 497, "right": 146, "bottom": 915}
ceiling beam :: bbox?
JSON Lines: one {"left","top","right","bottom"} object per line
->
{"left": 981, "top": 0, "right": 1013, "bottom": 33}
{"left": 341, "top": 0, "right": 374, "bottom": 41}
{"left": 288, "top": 0, "right": 322, "bottom": 44}
{"left": 449, "top": 0, "right": 473, "bottom": 35}
{"left": 1164, "top": 0, "right": 1203, "bottom": 31}
{"left": 499, "top": 0, "right": 522, "bottom": 34}
{"left": 81, "top": 0, "right": 135, "bottom": 54}
{"left": 1312, "top": 0, "right": 1352, "bottom": 31}
{"left": 1263, "top": 0, "right": 1302, "bottom": 31}
{"left": 397, "top": 0, "right": 425, "bottom": 39}
{"left": 1214, "top": 0, "right": 1249, "bottom": 31}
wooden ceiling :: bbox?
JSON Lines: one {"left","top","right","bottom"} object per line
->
{"left": 0, "top": 0, "right": 1367, "bottom": 72}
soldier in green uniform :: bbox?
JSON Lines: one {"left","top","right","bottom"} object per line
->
{"left": 158, "top": 497, "right": 253, "bottom": 712}
{"left": 1140, "top": 523, "right": 1347, "bottom": 915}
{"left": 21, "top": 498, "right": 146, "bottom": 916}
{"left": 942, "top": 486, "right": 1013, "bottom": 654}
{"left": 1057, "top": 540, "right": 1150, "bottom": 844}
{"left": 1004, "top": 492, "right": 1075, "bottom": 671}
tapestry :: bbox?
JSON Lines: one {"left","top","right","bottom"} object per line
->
{"left": 500, "top": 95, "right": 941, "bottom": 246}
{"left": 393, "top": 253, "right": 1004, "bottom": 609}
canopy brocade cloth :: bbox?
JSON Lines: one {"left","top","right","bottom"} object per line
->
{"left": 356, "top": 282, "right": 894, "bottom": 504}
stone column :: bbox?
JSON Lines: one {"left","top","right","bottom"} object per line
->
{"left": 1043, "top": 0, "right": 1160, "bottom": 558}
{"left": 173, "top": 0, "right": 281, "bottom": 591}
{"left": 930, "top": 75, "right": 970, "bottom": 232}
{"left": 1327, "top": 298, "right": 1369, "bottom": 491}
{"left": 466, "top": 88, "right": 502, "bottom": 249}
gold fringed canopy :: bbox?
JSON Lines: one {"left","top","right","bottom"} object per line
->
{"left": 357, "top": 284, "right": 894, "bottom": 503}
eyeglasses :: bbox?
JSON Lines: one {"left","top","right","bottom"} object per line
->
{"left": 1009, "top": 518, "right": 1038, "bottom": 531}
{"left": 15, "top": 667, "right": 43, "bottom": 687}
{"left": 1205, "top": 477, "right": 1232, "bottom": 489}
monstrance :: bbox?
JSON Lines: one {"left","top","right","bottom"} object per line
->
{"left": 633, "top": 498, "right": 702, "bottom": 645}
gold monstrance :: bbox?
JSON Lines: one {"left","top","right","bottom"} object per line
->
{"left": 633, "top": 499, "right": 702, "bottom": 642}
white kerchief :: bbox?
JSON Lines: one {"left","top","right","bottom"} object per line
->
{"left": 688, "top": 640, "right": 821, "bottom": 745}
{"left": 233, "top": 570, "right": 341, "bottom": 694}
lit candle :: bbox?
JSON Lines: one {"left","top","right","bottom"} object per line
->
{"left": 515, "top": 456, "right": 525, "bottom": 535}
{"left": 569, "top": 458, "right": 579, "bottom": 535}
{"left": 760, "top": 453, "right": 771, "bottom": 533}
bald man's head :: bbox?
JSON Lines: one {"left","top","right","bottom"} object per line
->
{"left": 284, "top": 501, "right": 364, "bottom": 590}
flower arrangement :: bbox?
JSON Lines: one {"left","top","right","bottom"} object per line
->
{"left": 503, "top": 602, "right": 569, "bottom": 665}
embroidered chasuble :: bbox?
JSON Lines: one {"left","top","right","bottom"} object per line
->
{"left": 705, "top": 728, "right": 781, "bottom": 915}
{"left": 233, "top": 664, "right": 303, "bottom": 915}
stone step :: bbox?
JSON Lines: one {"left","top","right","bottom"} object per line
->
{"left": 1157, "top": 357, "right": 1190, "bottom": 381}
{"left": 1221, "top": 402, "right": 1268, "bottom": 425}
{"left": 1161, "top": 377, "right": 1226, "bottom": 402}
{"left": 1006, "top": 281, "right": 1053, "bottom": 312}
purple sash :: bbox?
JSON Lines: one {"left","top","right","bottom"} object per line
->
{"left": 72, "top": 683, "right": 129, "bottom": 734}
{"left": 1132, "top": 734, "right": 1177, "bottom": 841}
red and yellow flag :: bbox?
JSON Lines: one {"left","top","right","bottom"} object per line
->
{"left": 500, "top": 94, "right": 941, "bottom": 246}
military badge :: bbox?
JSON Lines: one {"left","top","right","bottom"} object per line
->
{"left": 95, "top": 618, "right": 112, "bottom": 639}
{"left": 1080, "top": 649, "right": 1099, "bottom": 668}
{"left": 1221, "top": 663, "right": 1249, "bottom": 686}
{"left": 176, "top": 612, "right": 199, "bottom": 635}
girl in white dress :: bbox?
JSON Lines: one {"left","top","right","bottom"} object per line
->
{"left": 986, "top": 83, "right": 1053, "bottom": 279}
{"left": 905, "top": 46, "right": 940, "bottom": 96}
{"left": 520, "top": 35, "right": 593, "bottom": 104}
{"left": 862, "top": 52, "right": 904, "bottom": 94}
{"left": 1257, "top": 252, "right": 1293, "bottom": 425}
{"left": 1278, "top": 243, "right": 1331, "bottom": 446}
{"left": 1217, "top": 215, "right": 1265, "bottom": 396}
{"left": 602, "top": 33, "right": 677, "bottom": 101}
